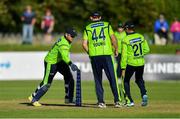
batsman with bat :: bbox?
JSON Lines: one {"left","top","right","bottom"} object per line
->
{"left": 28, "top": 27, "right": 79, "bottom": 106}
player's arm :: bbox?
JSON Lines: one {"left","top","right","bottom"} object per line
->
{"left": 82, "top": 40, "right": 88, "bottom": 53}
{"left": 82, "top": 30, "right": 89, "bottom": 54}
{"left": 121, "top": 41, "right": 128, "bottom": 70}
{"left": 143, "top": 39, "right": 150, "bottom": 55}
{"left": 59, "top": 45, "right": 71, "bottom": 64}
{"left": 109, "top": 25, "right": 118, "bottom": 56}
{"left": 111, "top": 35, "right": 118, "bottom": 55}
{"left": 59, "top": 46, "right": 79, "bottom": 71}
{"left": 120, "top": 41, "right": 128, "bottom": 77}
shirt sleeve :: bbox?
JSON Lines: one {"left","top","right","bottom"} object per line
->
{"left": 59, "top": 45, "right": 71, "bottom": 64}
{"left": 121, "top": 40, "right": 128, "bottom": 69}
{"left": 108, "top": 24, "right": 114, "bottom": 36}
{"left": 114, "top": 31, "right": 118, "bottom": 38}
{"left": 143, "top": 39, "right": 150, "bottom": 55}
{"left": 83, "top": 29, "right": 88, "bottom": 40}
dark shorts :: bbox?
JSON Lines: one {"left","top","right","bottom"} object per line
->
{"left": 43, "top": 26, "right": 51, "bottom": 34}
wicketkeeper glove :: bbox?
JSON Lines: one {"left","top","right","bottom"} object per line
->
{"left": 69, "top": 62, "right": 79, "bottom": 71}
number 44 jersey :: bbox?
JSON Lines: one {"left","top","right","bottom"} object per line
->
{"left": 121, "top": 32, "right": 150, "bottom": 69}
{"left": 83, "top": 21, "right": 114, "bottom": 56}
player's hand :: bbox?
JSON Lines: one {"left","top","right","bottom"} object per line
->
{"left": 121, "top": 70, "right": 125, "bottom": 77}
{"left": 114, "top": 49, "right": 118, "bottom": 57}
{"left": 70, "top": 63, "right": 79, "bottom": 71}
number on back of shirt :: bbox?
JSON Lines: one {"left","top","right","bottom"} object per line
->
{"left": 92, "top": 28, "right": 105, "bottom": 41}
{"left": 132, "top": 42, "right": 143, "bottom": 57}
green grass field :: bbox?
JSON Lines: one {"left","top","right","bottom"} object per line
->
{"left": 0, "top": 80, "right": 180, "bottom": 118}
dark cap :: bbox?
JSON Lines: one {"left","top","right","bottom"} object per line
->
{"left": 65, "top": 27, "right": 77, "bottom": 38}
{"left": 124, "top": 21, "right": 135, "bottom": 29}
{"left": 118, "top": 22, "right": 123, "bottom": 28}
{"left": 91, "top": 11, "right": 101, "bottom": 17}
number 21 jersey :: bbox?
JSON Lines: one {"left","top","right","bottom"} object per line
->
{"left": 121, "top": 33, "right": 150, "bottom": 69}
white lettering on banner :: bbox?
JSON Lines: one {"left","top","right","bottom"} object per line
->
{"left": 158, "top": 63, "right": 166, "bottom": 73}
{"left": 75, "top": 62, "right": 92, "bottom": 73}
{"left": 145, "top": 63, "right": 153, "bottom": 73}
{"left": 145, "top": 62, "right": 180, "bottom": 74}
{"left": 167, "top": 63, "right": 173, "bottom": 73}
{"left": 175, "top": 63, "right": 180, "bottom": 73}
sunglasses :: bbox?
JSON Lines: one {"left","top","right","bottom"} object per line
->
{"left": 68, "top": 34, "right": 75, "bottom": 38}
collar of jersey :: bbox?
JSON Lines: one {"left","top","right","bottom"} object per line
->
{"left": 61, "top": 36, "right": 71, "bottom": 45}
{"left": 126, "top": 32, "right": 136, "bottom": 35}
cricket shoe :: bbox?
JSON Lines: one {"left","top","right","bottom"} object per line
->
{"left": 97, "top": 103, "right": 106, "bottom": 108}
{"left": 125, "top": 102, "right": 134, "bottom": 107}
{"left": 28, "top": 95, "right": 42, "bottom": 107}
{"left": 28, "top": 95, "right": 33, "bottom": 102}
{"left": 32, "top": 101, "right": 42, "bottom": 107}
{"left": 114, "top": 102, "right": 122, "bottom": 108}
{"left": 65, "top": 98, "right": 75, "bottom": 104}
{"left": 141, "top": 95, "right": 148, "bottom": 106}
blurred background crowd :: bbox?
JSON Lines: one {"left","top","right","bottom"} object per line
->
{"left": 0, "top": 0, "right": 180, "bottom": 45}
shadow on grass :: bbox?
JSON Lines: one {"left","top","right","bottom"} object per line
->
{"left": 20, "top": 102, "right": 110, "bottom": 108}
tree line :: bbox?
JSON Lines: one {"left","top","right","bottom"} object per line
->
{"left": 0, "top": 0, "right": 180, "bottom": 33}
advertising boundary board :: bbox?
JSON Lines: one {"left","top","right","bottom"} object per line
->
{"left": 0, "top": 52, "right": 180, "bottom": 81}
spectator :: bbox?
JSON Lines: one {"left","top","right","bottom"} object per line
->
{"left": 21, "top": 5, "right": 36, "bottom": 45}
{"left": 170, "top": 18, "right": 180, "bottom": 43}
{"left": 154, "top": 14, "right": 169, "bottom": 45}
{"left": 41, "top": 9, "right": 55, "bottom": 44}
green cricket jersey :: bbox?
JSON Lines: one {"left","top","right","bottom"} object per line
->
{"left": 121, "top": 32, "right": 150, "bottom": 69}
{"left": 114, "top": 31, "right": 126, "bottom": 53}
{"left": 45, "top": 36, "right": 71, "bottom": 64}
{"left": 83, "top": 21, "right": 114, "bottom": 56}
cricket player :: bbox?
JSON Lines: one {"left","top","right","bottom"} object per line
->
{"left": 82, "top": 12, "right": 121, "bottom": 108}
{"left": 28, "top": 27, "right": 79, "bottom": 106}
{"left": 121, "top": 21, "right": 150, "bottom": 107}
{"left": 114, "top": 22, "right": 127, "bottom": 104}
{"left": 114, "top": 22, "right": 126, "bottom": 79}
